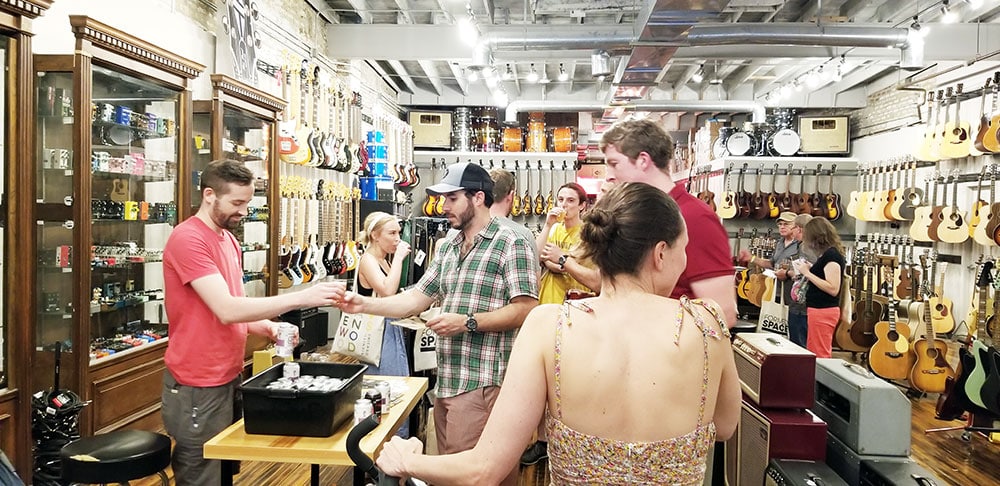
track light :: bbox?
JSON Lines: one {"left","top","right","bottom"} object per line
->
{"left": 526, "top": 63, "right": 539, "bottom": 83}
{"left": 691, "top": 64, "right": 704, "bottom": 84}
{"left": 501, "top": 64, "right": 514, "bottom": 81}
{"left": 557, "top": 63, "right": 569, "bottom": 82}
{"left": 941, "top": 0, "right": 958, "bottom": 23}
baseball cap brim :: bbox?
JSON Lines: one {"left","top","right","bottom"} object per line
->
{"left": 426, "top": 183, "right": 465, "bottom": 195}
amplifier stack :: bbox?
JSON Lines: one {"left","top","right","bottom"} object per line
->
{"left": 726, "top": 333, "right": 827, "bottom": 486}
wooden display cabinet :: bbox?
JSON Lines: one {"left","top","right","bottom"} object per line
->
{"left": 0, "top": 0, "right": 55, "bottom": 477}
{"left": 32, "top": 16, "right": 204, "bottom": 435}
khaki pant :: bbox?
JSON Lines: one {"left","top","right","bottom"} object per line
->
{"left": 434, "top": 387, "right": 518, "bottom": 486}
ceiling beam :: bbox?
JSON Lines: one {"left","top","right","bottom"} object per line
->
{"left": 795, "top": 0, "right": 820, "bottom": 23}
{"left": 673, "top": 65, "right": 699, "bottom": 92}
{"left": 393, "top": 0, "right": 414, "bottom": 24}
{"left": 447, "top": 62, "right": 469, "bottom": 96}
{"left": 388, "top": 60, "right": 418, "bottom": 93}
{"left": 417, "top": 60, "right": 444, "bottom": 96}
{"left": 343, "top": 0, "right": 372, "bottom": 24}
{"left": 368, "top": 61, "right": 405, "bottom": 94}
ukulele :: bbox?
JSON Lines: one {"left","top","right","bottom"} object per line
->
{"left": 716, "top": 163, "right": 737, "bottom": 219}
{"left": 963, "top": 258, "right": 995, "bottom": 412}
{"left": 870, "top": 258, "right": 916, "bottom": 382}
{"left": 909, "top": 253, "right": 957, "bottom": 394}
{"left": 983, "top": 72, "right": 1000, "bottom": 153}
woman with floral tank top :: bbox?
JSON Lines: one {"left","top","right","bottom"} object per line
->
{"left": 376, "top": 182, "right": 741, "bottom": 485}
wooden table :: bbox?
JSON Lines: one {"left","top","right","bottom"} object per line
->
{"left": 205, "top": 376, "right": 428, "bottom": 486}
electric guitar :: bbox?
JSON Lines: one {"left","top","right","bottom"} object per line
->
{"left": 287, "top": 63, "right": 313, "bottom": 166}
{"left": 909, "top": 253, "right": 957, "bottom": 394}
{"left": 937, "top": 258, "right": 992, "bottom": 420}
{"left": 977, "top": 266, "right": 1000, "bottom": 415}
{"left": 533, "top": 162, "right": 546, "bottom": 216}
{"left": 510, "top": 161, "right": 521, "bottom": 217}
{"left": 963, "top": 258, "right": 995, "bottom": 411}
{"left": 277, "top": 67, "right": 303, "bottom": 163}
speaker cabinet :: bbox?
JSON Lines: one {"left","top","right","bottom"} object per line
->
{"left": 765, "top": 459, "right": 848, "bottom": 486}
{"left": 725, "top": 397, "right": 827, "bottom": 486}
{"left": 410, "top": 110, "right": 452, "bottom": 148}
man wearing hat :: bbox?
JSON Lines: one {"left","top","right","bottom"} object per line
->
{"left": 739, "top": 211, "right": 808, "bottom": 344}
{"left": 336, "top": 162, "right": 538, "bottom": 486}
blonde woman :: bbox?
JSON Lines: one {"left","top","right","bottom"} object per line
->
{"left": 357, "top": 212, "right": 411, "bottom": 387}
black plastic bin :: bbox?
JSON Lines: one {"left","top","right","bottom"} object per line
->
{"left": 240, "top": 362, "right": 367, "bottom": 437}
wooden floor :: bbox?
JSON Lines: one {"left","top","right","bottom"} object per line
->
{"left": 130, "top": 393, "right": 1000, "bottom": 486}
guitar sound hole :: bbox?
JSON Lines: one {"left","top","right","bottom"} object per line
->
{"left": 926, "top": 348, "right": 939, "bottom": 359}
{"left": 887, "top": 330, "right": 900, "bottom": 341}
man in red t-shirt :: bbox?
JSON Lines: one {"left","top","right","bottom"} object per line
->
{"left": 162, "top": 160, "right": 343, "bottom": 485}
{"left": 600, "top": 120, "right": 736, "bottom": 328}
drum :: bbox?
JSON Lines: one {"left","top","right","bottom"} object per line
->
{"left": 526, "top": 112, "right": 546, "bottom": 152}
{"left": 473, "top": 113, "right": 500, "bottom": 152}
{"left": 551, "top": 127, "right": 574, "bottom": 153}
{"left": 769, "top": 128, "right": 801, "bottom": 156}
{"left": 748, "top": 123, "right": 774, "bottom": 156}
{"left": 713, "top": 126, "right": 734, "bottom": 159}
{"left": 726, "top": 131, "right": 754, "bottom": 156}
{"left": 451, "top": 107, "right": 473, "bottom": 151}
{"left": 502, "top": 125, "right": 524, "bottom": 152}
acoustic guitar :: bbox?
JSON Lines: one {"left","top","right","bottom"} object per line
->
{"left": 909, "top": 253, "right": 957, "bottom": 394}
{"left": 736, "top": 164, "right": 752, "bottom": 219}
{"left": 750, "top": 165, "right": 770, "bottom": 220}
{"left": 809, "top": 164, "right": 825, "bottom": 217}
{"left": 510, "top": 161, "right": 522, "bottom": 217}
{"left": 968, "top": 165, "right": 989, "bottom": 240}
{"left": 971, "top": 77, "right": 992, "bottom": 155}
{"left": 984, "top": 73, "right": 1000, "bottom": 153}
{"left": 837, "top": 247, "right": 868, "bottom": 352}
{"left": 734, "top": 229, "right": 751, "bottom": 301}
{"left": 778, "top": 163, "right": 795, "bottom": 213}
{"left": 883, "top": 161, "right": 899, "bottom": 221}
{"left": 974, "top": 164, "right": 999, "bottom": 247}
{"left": 938, "top": 171, "right": 969, "bottom": 244}
{"left": 845, "top": 163, "right": 864, "bottom": 219}
{"left": 717, "top": 163, "right": 737, "bottom": 220}
{"left": 910, "top": 176, "right": 935, "bottom": 242}
{"left": 850, "top": 251, "right": 883, "bottom": 349}
{"left": 928, "top": 258, "right": 956, "bottom": 335}
{"left": 941, "top": 83, "right": 973, "bottom": 159}
{"left": 765, "top": 164, "right": 779, "bottom": 219}
{"left": 929, "top": 89, "right": 947, "bottom": 161}
{"left": 897, "top": 158, "right": 922, "bottom": 221}
{"left": 928, "top": 172, "right": 948, "bottom": 242}
{"left": 533, "top": 162, "right": 546, "bottom": 216}
{"left": 825, "top": 164, "right": 843, "bottom": 221}
{"left": 795, "top": 168, "right": 812, "bottom": 215}
{"left": 870, "top": 278, "right": 915, "bottom": 382}
{"left": 914, "top": 91, "right": 939, "bottom": 162}
{"left": 522, "top": 161, "right": 534, "bottom": 217}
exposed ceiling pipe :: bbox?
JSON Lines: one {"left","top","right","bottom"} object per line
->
{"left": 684, "top": 24, "right": 910, "bottom": 48}
{"left": 481, "top": 25, "right": 635, "bottom": 51}
{"left": 504, "top": 99, "right": 766, "bottom": 124}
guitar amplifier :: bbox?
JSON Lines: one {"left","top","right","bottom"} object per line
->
{"left": 825, "top": 432, "right": 909, "bottom": 486}
{"left": 733, "top": 333, "right": 816, "bottom": 409}
{"left": 724, "top": 396, "right": 827, "bottom": 486}
{"left": 765, "top": 459, "right": 849, "bottom": 486}
{"left": 859, "top": 458, "right": 946, "bottom": 486}
{"left": 798, "top": 116, "right": 850, "bottom": 154}
{"left": 409, "top": 111, "right": 452, "bottom": 148}
{"left": 812, "top": 358, "right": 911, "bottom": 456}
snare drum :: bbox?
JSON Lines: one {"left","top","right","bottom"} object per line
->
{"left": 502, "top": 125, "right": 524, "bottom": 152}
{"left": 526, "top": 112, "right": 546, "bottom": 152}
{"left": 551, "top": 127, "right": 574, "bottom": 153}
{"left": 473, "top": 116, "right": 500, "bottom": 152}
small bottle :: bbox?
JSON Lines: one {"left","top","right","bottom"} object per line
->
{"left": 282, "top": 362, "right": 300, "bottom": 380}
{"left": 354, "top": 398, "right": 374, "bottom": 425}
{"left": 274, "top": 323, "right": 298, "bottom": 358}
{"left": 375, "top": 381, "right": 391, "bottom": 415}
{"left": 365, "top": 389, "right": 383, "bottom": 416}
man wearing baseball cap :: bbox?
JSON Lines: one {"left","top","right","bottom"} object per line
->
{"left": 336, "top": 162, "right": 537, "bottom": 486}
{"left": 739, "top": 211, "right": 807, "bottom": 343}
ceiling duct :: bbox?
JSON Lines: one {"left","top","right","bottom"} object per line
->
{"left": 591, "top": 50, "right": 613, "bottom": 78}
{"left": 481, "top": 24, "right": 635, "bottom": 52}
{"left": 684, "top": 24, "right": 910, "bottom": 48}
{"left": 504, "top": 99, "right": 766, "bottom": 124}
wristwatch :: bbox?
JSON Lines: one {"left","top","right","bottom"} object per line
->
{"left": 558, "top": 254, "right": 568, "bottom": 270}
{"left": 465, "top": 313, "right": 478, "bottom": 333}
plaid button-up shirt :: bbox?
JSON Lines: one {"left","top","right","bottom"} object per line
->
{"left": 416, "top": 217, "right": 538, "bottom": 398}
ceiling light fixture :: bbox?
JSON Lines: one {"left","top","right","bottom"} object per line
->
{"left": 591, "top": 50, "right": 612, "bottom": 79}
{"left": 466, "top": 69, "right": 479, "bottom": 82}
{"left": 941, "top": 0, "right": 958, "bottom": 23}
{"left": 558, "top": 63, "right": 569, "bottom": 82}
{"left": 526, "top": 63, "right": 540, "bottom": 83}
{"left": 502, "top": 64, "right": 514, "bottom": 81}
{"left": 691, "top": 64, "right": 705, "bottom": 83}
{"left": 966, "top": 0, "right": 984, "bottom": 8}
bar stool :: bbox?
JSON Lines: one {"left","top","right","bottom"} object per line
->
{"left": 60, "top": 429, "right": 171, "bottom": 485}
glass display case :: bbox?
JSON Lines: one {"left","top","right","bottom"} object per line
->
{"left": 191, "top": 75, "right": 284, "bottom": 299}
{"left": 32, "top": 16, "right": 204, "bottom": 433}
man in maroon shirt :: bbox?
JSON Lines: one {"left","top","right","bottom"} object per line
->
{"left": 600, "top": 119, "right": 736, "bottom": 327}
